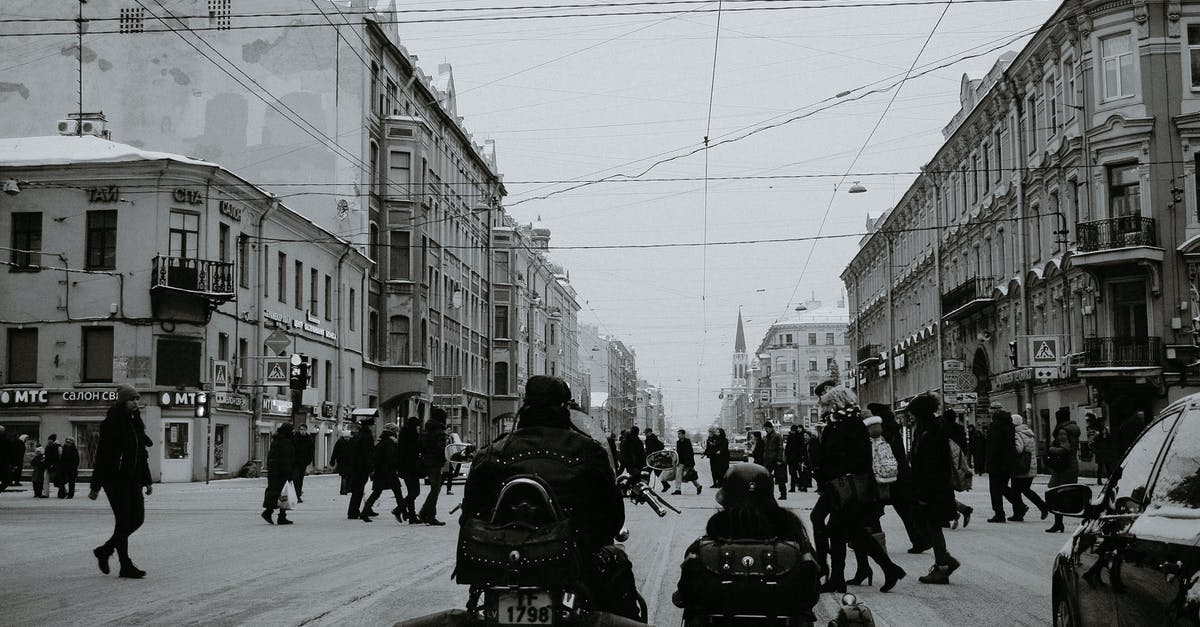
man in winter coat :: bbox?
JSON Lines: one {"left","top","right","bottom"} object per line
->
{"left": 621, "top": 426, "right": 646, "bottom": 480}
{"left": 397, "top": 416, "right": 423, "bottom": 524}
{"left": 907, "top": 394, "right": 960, "bottom": 585}
{"left": 985, "top": 409, "right": 1019, "bottom": 523}
{"left": 261, "top": 424, "right": 296, "bottom": 525}
{"left": 673, "top": 430, "right": 703, "bottom": 495}
{"left": 785, "top": 425, "right": 807, "bottom": 492}
{"left": 45, "top": 433, "right": 61, "bottom": 492}
{"left": 967, "top": 424, "right": 987, "bottom": 475}
{"left": 644, "top": 429, "right": 667, "bottom": 489}
{"left": 11, "top": 433, "right": 28, "bottom": 487}
{"left": 1086, "top": 413, "right": 1114, "bottom": 485}
{"left": 89, "top": 384, "right": 154, "bottom": 579}
{"left": 292, "top": 423, "right": 316, "bottom": 503}
{"left": 417, "top": 408, "right": 449, "bottom": 525}
{"left": 761, "top": 422, "right": 787, "bottom": 500}
{"left": 1051, "top": 408, "right": 1081, "bottom": 478}
{"left": 58, "top": 437, "right": 81, "bottom": 498}
{"left": 360, "top": 424, "right": 405, "bottom": 523}
{"left": 330, "top": 430, "right": 353, "bottom": 495}
{"left": 346, "top": 417, "right": 376, "bottom": 520}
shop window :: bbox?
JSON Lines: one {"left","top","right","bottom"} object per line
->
{"left": 164, "top": 422, "right": 190, "bottom": 459}
{"left": 73, "top": 421, "right": 103, "bottom": 469}
{"left": 7, "top": 422, "right": 39, "bottom": 467}
{"left": 213, "top": 424, "right": 227, "bottom": 471}
{"left": 86, "top": 210, "right": 117, "bottom": 269}
{"left": 10, "top": 212, "right": 42, "bottom": 269}
{"left": 82, "top": 327, "right": 114, "bottom": 382}
{"left": 155, "top": 338, "right": 201, "bottom": 387}
{"left": 7, "top": 327, "right": 37, "bottom": 383}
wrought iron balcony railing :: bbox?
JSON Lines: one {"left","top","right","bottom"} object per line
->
{"left": 856, "top": 344, "right": 881, "bottom": 364}
{"left": 151, "top": 256, "right": 234, "bottom": 297}
{"left": 1076, "top": 216, "right": 1156, "bottom": 252}
{"left": 1081, "top": 336, "right": 1162, "bottom": 368}
{"left": 941, "top": 277, "right": 994, "bottom": 319}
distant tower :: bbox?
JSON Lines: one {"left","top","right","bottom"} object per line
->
{"left": 732, "top": 309, "right": 747, "bottom": 386}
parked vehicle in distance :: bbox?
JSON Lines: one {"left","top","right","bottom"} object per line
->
{"left": 1046, "top": 393, "right": 1200, "bottom": 627}
{"left": 728, "top": 435, "right": 748, "bottom": 462}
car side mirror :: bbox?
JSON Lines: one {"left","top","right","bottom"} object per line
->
{"left": 1047, "top": 484, "right": 1094, "bottom": 518}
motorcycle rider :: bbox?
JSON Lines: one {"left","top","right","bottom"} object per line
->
{"left": 457, "top": 375, "right": 639, "bottom": 620}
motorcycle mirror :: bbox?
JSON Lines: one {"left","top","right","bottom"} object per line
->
{"left": 446, "top": 442, "right": 475, "bottom": 463}
{"left": 645, "top": 449, "right": 678, "bottom": 472}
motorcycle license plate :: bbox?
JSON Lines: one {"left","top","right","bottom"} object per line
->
{"left": 497, "top": 589, "right": 553, "bottom": 625}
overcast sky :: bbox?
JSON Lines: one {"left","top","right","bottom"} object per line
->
{"left": 395, "top": 0, "right": 1058, "bottom": 429}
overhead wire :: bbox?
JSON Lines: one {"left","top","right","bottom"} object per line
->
{"left": 697, "top": 0, "right": 724, "bottom": 420}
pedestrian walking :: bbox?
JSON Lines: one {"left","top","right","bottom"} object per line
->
{"left": 867, "top": 403, "right": 930, "bottom": 553}
{"left": 292, "top": 423, "right": 315, "bottom": 503}
{"left": 761, "top": 422, "right": 787, "bottom": 500}
{"left": 89, "top": 384, "right": 153, "bottom": 578}
{"left": 360, "top": 424, "right": 405, "bottom": 523}
{"left": 58, "top": 437, "right": 80, "bottom": 498}
{"left": 1044, "top": 429, "right": 1077, "bottom": 533}
{"left": 346, "top": 416, "right": 375, "bottom": 520}
{"left": 749, "top": 431, "right": 764, "bottom": 466}
{"left": 417, "top": 407, "right": 449, "bottom": 525}
{"left": 940, "top": 410, "right": 974, "bottom": 528}
{"left": 261, "top": 423, "right": 296, "bottom": 525}
{"left": 0, "top": 425, "right": 10, "bottom": 492}
{"left": 397, "top": 416, "right": 422, "bottom": 524}
{"left": 621, "top": 426, "right": 647, "bottom": 481}
{"left": 30, "top": 446, "right": 47, "bottom": 498}
{"left": 1086, "top": 412, "right": 1113, "bottom": 485}
{"left": 330, "top": 429, "right": 353, "bottom": 495}
{"left": 1008, "top": 414, "right": 1046, "bottom": 521}
{"left": 907, "top": 394, "right": 960, "bottom": 585}
{"left": 45, "top": 434, "right": 61, "bottom": 495}
{"left": 785, "top": 425, "right": 807, "bottom": 492}
{"left": 12, "top": 433, "right": 29, "bottom": 487}
{"left": 851, "top": 414, "right": 905, "bottom": 591}
{"left": 968, "top": 424, "right": 987, "bottom": 475}
{"left": 985, "top": 408, "right": 1019, "bottom": 523}
{"left": 672, "top": 429, "right": 703, "bottom": 495}
{"left": 645, "top": 428, "right": 667, "bottom": 489}
{"left": 1052, "top": 408, "right": 1081, "bottom": 475}
{"left": 443, "top": 428, "right": 462, "bottom": 496}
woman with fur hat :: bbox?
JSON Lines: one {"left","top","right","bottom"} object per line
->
{"left": 1009, "top": 414, "right": 1047, "bottom": 521}
{"left": 906, "top": 393, "right": 961, "bottom": 584}
{"left": 261, "top": 423, "right": 296, "bottom": 525}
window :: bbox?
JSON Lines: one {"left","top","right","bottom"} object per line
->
{"left": 1112, "top": 408, "right": 1182, "bottom": 506}
{"left": 7, "top": 328, "right": 36, "bottom": 383}
{"left": 981, "top": 146, "right": 990, "bottom": 191}
{"left": 238, "top": 338, "right": 248, "bottom": 387}
{"left": 168, "top": 211, "right": 199, "bottom": 258}
{"left": 237, "top": 234, "right": 249, "bottom": 288}
{"left": 371, "top": 62, "right": 380, "bottom": 115}
{"left": 309, "top": 360, "right": 317, "bottom": 391}
{"left": 349, "top": 288, "right": 357, "bottom": 331}
{"left": 971, "top": 153, "right": 980, "bottom": 202}
{"left": 826, "top": 332, "right": 835, "bottom": 345}
{"left": 1046, "top": 76, "right": 1058, "bottom": 133}
{"left": 809, "top": 359, "right": 818, "bottom": 371}
{"left": 1108, "top": 163, "right": 1141, "bottom": 217}
{"left": 388, "top": 315, "right": 410, "bottom": 363}
{"left": 495, "top": 305, "right": 509, "bottom": 338}
{"left": 1101, "top": 32, "right": 1135, "bottom": 100}
{"left": 325, "top": 359, "right": 332, "bottom": 399}
{"left": 495, "top": 250, "right": 511, "bottom": 283}
{"left": 208, "top": 0, "right": 231, "bottom": 30}
{"left": 73, "top": 421, "right": 102, "bottom": 469}
{"left": 295, "top": 260, "right": 303, "bottom": 310}
{"left": 1031, "top": 95, "right": 1043, "bottom": 152}
{"left": 367, "top": 310, "right": 379, "bottom": 361}
{"left": 217, "top": 223, "right": 230, "bottom": 264}
{"left": 349, "top": 368, "right": 356, "bottom": 405}
{"left": 164, "top": 422, "right": 189, "bottom": 459}
{"left": 11, "top": 212, "right": 42, "bottom": 268}
{"left": 309, "top": 268, "right": 318, "bottom": 314}
{"left": 808, "top": 383, "right": 817, "bottom": 395}
{"left": 960, "top": 165, "right": 969, "bottom": 212}
{"left": 277, "top": 252, "right": 286, "bottom": 303}
{"left": 783, "top": 333, "right": 793, "bottom": 345}
{"left": 390, "top": 231, "right": 411, "bottom": 280}
{"left": 369, "top": 142, "right": 379, "bottom": 195}
{"left": 213, "top": 424, "right": 227, "bottom": 471}
{"left": 324, "top": 275, "right": 332, "bottom": 320}
{"left": 86, "top": 210, "right": 117, "bottom": 269}
{"left": 155, "top": 338, "right": 200, "bottom": 387}
{"left": 389, "top": 151, "right": 412, "bottom": 196}
{"left": 119, "top": 7, "right": 144, "bottom": 33}
{"left": 1150, "top": 407, "right": 1200, "bottom": 509}
{"left": 82, "top": 327, "right": 114, "bottom": 382}
{"left": 494, "top": 362, "right": 509, "bottom": 396}
{"left": 218, "top": 332, "right": 229, "bottom": 361}
{"left": 1189, "top": 26, "right": 1200, "bottom": 90}
{"left": 1063, "top": 57, "right": 1076, "bottom": 116}
{"left": 368, "top": 223, "right": 379, "bottom": 277}
{"left": 808, "top": 333, "right": 817, "bottom": 345}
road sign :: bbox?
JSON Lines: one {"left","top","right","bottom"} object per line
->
{"left": 213, "top": 360, "right": 229, "bottom": 391}
{"left": 1029, "top": 336, "right": 1060, "bottom": 365}
{"left": 945, "top": 392, "right": 978, "bottom": 405}
{"left": 264, "top": 329, "right": 291, "bottom": 356}
{"left": 1034, "top": 366, "right": 1060, "bottom": 381}
{"left": 265, "top": 359, "right": 289, "bottom": 384}
{"left": 943, "top": 359, "right": 965, "bottom": 372}
{"left": 943, "top": 372, "right": 978, "bottom": 393}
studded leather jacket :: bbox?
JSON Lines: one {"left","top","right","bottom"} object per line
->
{"left": 459, "top": 406, "right": 625, "bottom": 553}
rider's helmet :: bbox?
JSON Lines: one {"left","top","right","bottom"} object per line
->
{"left": 716, "top": 463, "right": 775, "bottom": 508}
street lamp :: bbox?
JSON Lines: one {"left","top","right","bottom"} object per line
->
{"left": 848, "top": 181, "right": 867, "bottom": 194}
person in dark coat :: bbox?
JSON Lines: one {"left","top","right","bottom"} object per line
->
{"left": 621, "top": 426, "right": 646, "bottom": 480}
{"left": 940, "top": 410, "right": 975, "bottom": 527}
{"left": 967, "top": 424, "right": 987, "bottom": 475}
{"left": 1044, "top": 428, "right": 1079, "bottom": 533}
{"left": 261, "top": 423, "right": 296, "bottom": 525}
{"left": 749, "top": 432, "right": 764, "bottom": 466}
{"left": 1086, "top": 412, "right": 1114, "bottom": 485}
{"left": 645, "top": 428, "right": 667, "bottom": 490}
{"left": 31, "top": 446, "right": 47, "bottom": 498}
{"left": 0, "top": 425, "right": 12, "bottom": 492}
{"left": 762, "top": 422, "right": 788, "bottom": 500}
{"left": 673, "top": 430, "right": 703, "bottom": 495}
{"left": 360, "top": 424, "right": 405, "bottom": 523}
{"left": 346, "top": 417, "right": 375, "bottom": 520}
{"left": 58, "top": 437, "right": 81, "bottom": 498}
{"left": 89, "top": 384, "right": 154, "bottom": 578}
{"left": 330, "top": 430, "right": 353, "bottom": 495}
{"left": 45, "top": 433, "right": 61, "bottom": 494}
{"left": 1051, "top": 408, "right": 1081, "bottom": 480}
{"left": 907, "top": 394, "right": 959, "bottom": 585}
{"left": 397, "top": 416, "right": 422, "bottom": 524}
{"left": 867, "top": 403, "right": 928, "bottom": 553}
{"left": 985, "top": 408, "right": 1019, "bottom": 523}
{"left": 706, "top": 428, "right": 730, "bottom": 488}
{"left": 785, "top": 425, "right": 807, "bottom": 492}
{"left": 11, "top": 433, "right": 28, "bottom": 488}
{"left": 417, "top": 408, "right": 449, "bottom": 525}
{"left": 292, "top": 423, "right": 316, "bottom": 503}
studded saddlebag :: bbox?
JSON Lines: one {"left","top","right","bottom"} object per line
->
{"left": 675, "top": 538, "right": 820, "bottom": 618}
{"left": 455, "top": 516, "right": 581, "bottom": 587}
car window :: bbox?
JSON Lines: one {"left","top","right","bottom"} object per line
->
{"left": 1110, "top": 408, "right": 1183, "bottom": 509}
{"left": 1149, "top": 408, "right": 1200, "bottom": 510}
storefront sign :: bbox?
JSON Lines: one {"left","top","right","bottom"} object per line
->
{"left": 994, "top": 368, "right": 1033, "bottom": 389}
{"left": 215, "top": 392, "right": 248, "bottom": 410}
{"left": 62, "top": 389, "right": 117, "bottom": 403}
{"left": 262, "top": 398, "right": 293, "bottom": 416}
{"left": 159, "top": 391, "right": 205, "bottom": 406}
{"left": 264, "top": 309, "right": 337, "bottom": 341}
{"left": 173, "top": 188, "right": 204, "bottom": 205}
{"left": 0, "top": 388, "right": 50, "bottom": 406}
{"left": 218, "top": 200, "right": 243, "bottom": 221}
{"left": 87, "top": 186, "right": 119, "bottom": 202}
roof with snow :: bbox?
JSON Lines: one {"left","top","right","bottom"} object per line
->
{"left": 0, "top": 135, "right": 214, "bottom": 168}
{"left": 773, "top": 301, "right": 850, "bottom": 326}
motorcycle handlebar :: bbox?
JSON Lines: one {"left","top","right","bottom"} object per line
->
{"left": 616, "top": 476, "right": 679, "bottom": 517}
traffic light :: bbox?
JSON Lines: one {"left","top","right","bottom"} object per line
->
{"left": 195, "top": 392, "right": 210, "bottom": 418}
{"left": 289, "top": 354, "right": 310, "bottom": 390}
{"left": 1007, "top": 341, "right": 1018, "bottom": 368}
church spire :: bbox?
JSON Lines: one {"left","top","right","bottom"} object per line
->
{"left": 734, "top": 308, "right": 746, "bottom": 354}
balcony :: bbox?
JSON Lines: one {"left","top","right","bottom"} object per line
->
{"left": 1073, "top": 216, "right": 1163, "bottom": 268}
{"left": 151, "top": 256, "right": 234, "bottom": 322}
{"left": 1079, "top": 336, "right": 1162, "bottom": 370}
{"left": 941, "top": 277, "right": 995, "bottom": 322}
{"left": 856, "top": 344, "right": 882, "bottom": 366}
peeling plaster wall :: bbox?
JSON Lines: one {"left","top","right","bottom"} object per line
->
{"left": 0, "top": 0, "right": 367, "bottom": 239}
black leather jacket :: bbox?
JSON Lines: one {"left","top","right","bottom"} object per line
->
{"left": 459, "top": 405, "right": 625, "bottom": 552}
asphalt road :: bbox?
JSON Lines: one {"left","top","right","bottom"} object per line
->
{"left": 0, "top": 467, "right": 1069, "bottom": 626}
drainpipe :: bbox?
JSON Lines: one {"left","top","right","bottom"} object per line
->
{"left": 1008, "top": 77, "right": 1037, "bottom": 427}
{"left": 252, "top": 195, "right": 280, "bottom": 465}
{"left": 335, "top": 242, "right": 352, "bottom": 442}
{"left": 933, "top": 179, "right": 946, "bottom": 401}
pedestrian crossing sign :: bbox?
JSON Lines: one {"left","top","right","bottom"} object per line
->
{"left": 213, "top": 360, "right": 229, "bottom": 391}
{"left": 265, "top": 359, "right": 289, "bottom": 384}
{"left": 1029, "top": 336, "right": 1060, "bottom": 365}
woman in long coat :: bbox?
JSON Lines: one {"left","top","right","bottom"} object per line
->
{"left": 705, "top": 429, "right": 730, "bottom": 488}
{"left": 262, "top": 423, "right": 296, "bottom": 525}
{"left": 1044, "top": 428, "right": 1078, "bottom": 533}
{"left": 907, "top": 394, "right": 959, "bottom": 584}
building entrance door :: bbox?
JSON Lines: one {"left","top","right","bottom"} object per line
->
{"left": 161, "top": 420, "right": 193, "bottom": 482}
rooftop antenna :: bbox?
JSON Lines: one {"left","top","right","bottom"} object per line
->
{"left": 76, "top": 0, "right": 87, "bottom": 135}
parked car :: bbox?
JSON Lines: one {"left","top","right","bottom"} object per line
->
{"left": 1046, "top": 394, "right": 1200, "bottom": 626}
{"left": 728, "top": 435, "right": 749, "bottom": 462}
